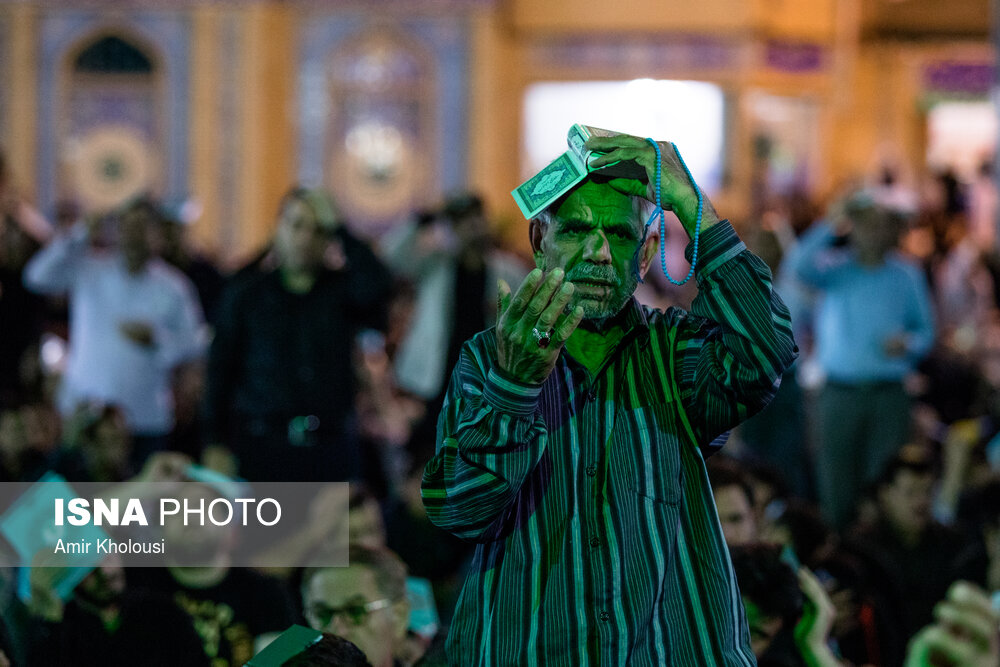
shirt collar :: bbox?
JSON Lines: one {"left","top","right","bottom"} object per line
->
{"left": 621, "top": 297, "right": 649, "bottom": 333}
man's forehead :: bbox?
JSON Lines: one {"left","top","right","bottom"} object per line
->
{"left": 310, "top": 566, "right": 378, "bottom": 598}
{"left": 552, "top": 180, "right": 636, "bottom": 221}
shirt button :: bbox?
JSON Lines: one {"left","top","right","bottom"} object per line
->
{"left": 599, "top": 611, "right": 610, "bottom": 622}
{"left": 589, "top": 537, "right": 600, "bottom": 548}
{"left": 585, "top": 465, "right": 597, "bottom": 477}
{"left": 586, "top": 390, "right": 597, "bottom": 402}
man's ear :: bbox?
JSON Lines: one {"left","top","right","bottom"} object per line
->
{"left": 638, "top": 228, "right": 659, "bottom": 280}
{"left": 529, "top": 220, "right": 545, "bottom": 267}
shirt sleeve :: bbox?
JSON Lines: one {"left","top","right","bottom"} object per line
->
{"left": 673, "top": 220, "right": 799, "bottom": 446}
{"left": 23, "top": 223, "right": 90, "bottom": 295}
{"left": 421, "top": 332, "right": 549, "bottom": 542}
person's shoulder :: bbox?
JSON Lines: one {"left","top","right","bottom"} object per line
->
{"left": 220, "top": 265, "right": 272, "bottom": 300}
{"left": 148, "top": 259, "right": 198, "bottom": 293}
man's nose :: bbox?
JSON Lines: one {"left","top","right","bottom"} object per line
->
{"left": 326, "top": 614, "right": 352, "bottom": 636}
{"left": 582, "top": 230, "right": 612, "bottom": 263}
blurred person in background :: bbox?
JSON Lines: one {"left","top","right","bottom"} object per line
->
{"left": 126, "top": 454, "right": 299, "bottom": 666}
{"left": 0, "top": 210, "right": 46, "bottom": 409}
{"left": 49, "top": 402, "right": 133, "bottom": 483}
{"left": 381, "top": 194, "right": 527, "bottom": 405}
{"left": 789, "top": 189, "right": 935, "bottom": 529}
{"left": 903, "top": 581, "right": 1000, "bottom": 667}
{"left": 760, "top": 498, "right": 835, "bottom": 569}
{"left": 150, "top": 197, "right": 223, "bottom": 460}
{"left": 302, "top": 545, "right": 412, "bottom": 667}
{"left": 23, "top": 197, "right": 206, "bottom": 468}
{"left": 730, "top": 543, "right": 844, "bottom": 667}
{"left": 707, "top": 456, "right": 760, "bottom": 547}
{"left": 380, "top": 194, "right": 527, "bottom": 469}
{"left": 24, "top": 553, "right": 209, "bottom": 667}
{"left": 762, "top": 500, "right": 909, "bottom": 665}
{"left": 845, "top": 447, "right": 968, "bottom": 643}
{"left": 203, "top": 187, "right": 391, "bottom": 482}
{"left": 153, "top": 197, "right": 224, "bottom": 325}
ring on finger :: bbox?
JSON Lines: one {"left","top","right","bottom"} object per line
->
{"left": 531, "top": 327, "right": 554, "bottom": 349}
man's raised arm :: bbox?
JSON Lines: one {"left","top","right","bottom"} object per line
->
{"left": 588, "top": 135, "right": 798, "bottom": 445}
{"left": 421, "top": 268, "right": 583, "bottom": 541}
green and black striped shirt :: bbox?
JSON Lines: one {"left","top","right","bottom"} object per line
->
{"left": 422, "top": 221, "right": 797, "bottom": 666}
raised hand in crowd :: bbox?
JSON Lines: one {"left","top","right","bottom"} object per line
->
{"left": 906, "top": 582, "right": 999, "bottom": 667}
{"left": 795, "top": 566, "right": 845, "bottom": 667}
{"left": 495, "top": 268, "right": 583, "bottom": 385}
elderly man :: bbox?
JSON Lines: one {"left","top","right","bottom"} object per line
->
{"left": 421, "top": 133, "right": 797, "bottom": 665}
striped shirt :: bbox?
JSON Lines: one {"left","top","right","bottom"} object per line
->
{"left": 422, "top": 221, "right": 797, "bottom": 666}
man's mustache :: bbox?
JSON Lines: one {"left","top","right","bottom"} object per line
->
{"left": 566, "top": 267, "right": 620, "bottom": 286}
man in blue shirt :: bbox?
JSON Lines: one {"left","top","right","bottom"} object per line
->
{"left": 790, "top": 190, "right": 934, "bottom": 528}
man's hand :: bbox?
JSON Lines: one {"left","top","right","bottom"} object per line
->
{"left": 119, "top": 320, "right": 156, "bottom": 347}
{"left": 496, "top": 269, "right": 584, "bottom": 386}
{"left": 794, "top": 567, "right": 841, "bottom": 667}
{"left": 905, "top": 581, "right": 1000, "bottom": 667}
{"left": 585, "top": 134, "right": 720, "bottom": 234}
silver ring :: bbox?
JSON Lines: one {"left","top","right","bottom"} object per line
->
{"left": 532, "top": 327, "right": 553, "bottom": 349}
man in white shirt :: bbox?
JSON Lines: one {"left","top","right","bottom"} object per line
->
{"left": 24, "top": 198, "right": 205, "bottom": 467}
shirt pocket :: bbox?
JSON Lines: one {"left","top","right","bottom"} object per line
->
{"left": 611, "top": 403, "right": 683, "bottom": 506}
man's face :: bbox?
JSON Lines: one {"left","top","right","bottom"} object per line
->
{"left": 878, "top": 469, "right": 934, "bottom": 536}
{"left": 274, "top": 199, "right": 329, "bottom": 273}
{"left": 849, "top": 208, "right": 898, "bottom": 259}
{"left": 534, "top": 181, "right": 649, "bottom": 322}
{"left": 119, "top": 210, "right": 154, "bottom": 269}
{"left": 162, "top": 483, "right": 234, "bottom": 564}
{"left": 714, "top": 484, "right": 757, "bottom": 547}
{"left": 303, "top": 567, "right": 407, "bottom": 667}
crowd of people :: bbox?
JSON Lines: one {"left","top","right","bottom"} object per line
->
{"left": 0, "top": 136, "right": 999, "bottom": 666}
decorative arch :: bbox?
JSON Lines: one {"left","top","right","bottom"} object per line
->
{"left": 55, "top": 27, "right": 167, "bottom": 212}
{"left": 323, "top": 26, "right": 436, "bottom": 234}
{"left": 37, "top": 12, "right": 189, "bottom": 216}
